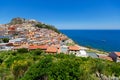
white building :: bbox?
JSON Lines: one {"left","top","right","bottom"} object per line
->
{"left": 60, "top": 45, "right": 68, "bottom": 54}
{"left": 76, "top": 50, "right": 88, "bottom": 57}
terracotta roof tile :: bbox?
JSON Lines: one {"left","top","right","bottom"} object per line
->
{"left": 29, "top": 45, "right": 38, "bottom": 50}
{"left": 46, "top": 47, "right": 58, "bottom": 53}
{"left": 115, "top": 52, "right": 120, "bottom": 56}
{"left": 29, "top": 45, "right": 48, "bottom": 50}
{"left": 99, "top": 55, "right": 113, "bottom": 61}
{"left": 37, "top": 45, "right": 48, "bottom": 50}
{"left": 69, "top": 46, "right": 80, "bottom": 51}
{"left": 51, "top": 44, "right": 60, "bottom": 49}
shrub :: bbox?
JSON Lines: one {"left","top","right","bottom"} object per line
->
{"left": 35, "top": 23, "right": 60, "bottom": 33}
{"left": 2, "top": 38, "right": 9, "bottom": 43}
{"left": 0, "top": 58, "right": 3, "bottom": 64}
{"left": 17, "top": 48, "right": 28, "bottom": 53}
{"left": 33, "top": 49, "right": 43, "bottom": 55}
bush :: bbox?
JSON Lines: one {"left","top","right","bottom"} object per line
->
{"left": 11, "top": 60, "right": 29, "bottom": 80}
{"left": 21, "top": 57, "right": 82, "bottom": 80}
{"left": 2, "top": 38, "right": 9, "bottom": 43}
{"left": 21, "top": 57, "right": 53, "bottom": 80}
{"left": 17, "top": 48, "right": 28, "bottom": 53}
{"left": 0, "top": 58, "right": 3, "bottom": 64}
{"left": 11, "top": 51, "right": 17, "bottom": 56}
{"left": 33, "top": 49, "right": 43, "bottom": 55}
{"left": 4, "top": 55, "right": 25, "bottom": 68}
{"left": 35, "top": 23, "right": 60, "bottom": 33}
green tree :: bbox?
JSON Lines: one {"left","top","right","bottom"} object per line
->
{"left": 0, "top": 64, "right": 10, "bottom": 80}
{"left": 11, "top": 60, "right": 29, "bottom": 80}
{"left": 2, "top": 38, "right": 9, "bottom": 43}
{"left": 21, "top": 57, "right": 53, "bottom": 80}
{"left": 0, "top": 58, "right": 3, "bottom": 64}
{"left": 4, "top": 55, "right": 25, "bottom": 68}
{"left": 21, "top": 56, "right": 83, "bottom": 80}
{"left": 17, "top": 48, "right": 28, "bottom": 53}
{"left": 33, "top": 49, "right": 43, "bottom": 55}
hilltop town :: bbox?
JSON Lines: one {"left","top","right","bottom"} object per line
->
{"left": 0, "top": 18, "right": 120, "bottom": 80}
{"left": 0, "top": 18, "right": 120, "bottom": 62}
{"left": 0, "top": 18, "right": 82, "bottom": 54}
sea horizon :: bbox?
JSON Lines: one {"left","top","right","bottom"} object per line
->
{"left": 60, "top": 30, "right": 120, "bottom": 52}
{"left": 59, "top": 29, "right": 120, "bottom": 30}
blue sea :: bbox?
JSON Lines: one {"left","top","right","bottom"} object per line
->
{"left": 60, "top": 30, "right": 120, "bottom": 52}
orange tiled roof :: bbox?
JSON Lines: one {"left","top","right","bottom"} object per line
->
{"left": 8, "top": 25, "right": 16, "bottom": 30}
{"left": 69, "top": 46, "right": 80, "bottom": 51}
{"left": 29, "top": 45, "right": 38, "bottom": 50}
{"left": 51, "top": 44, "right": 60, "bottom": 49}
{"left": 37, "top": 45, "right": 48, "bottom": 50}
{"left": 29, "top": 45, "right": 48, "bottom": 50}
{"left": 8, "top": 27, "right": 15, "bottom": 31}
{"left": 115, "top": 52, "right": 120, "bottom": 56}
{"left": 99, "top": 56, "right": 113, "bottom": 61}
{"left": 46, "top": 47, "right": 58, "bottom": 53}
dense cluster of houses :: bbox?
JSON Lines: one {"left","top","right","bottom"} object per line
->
{"left": 0, "top": 21, "right": 89, "bottom": 57}
{"left": 0, "top": 19, "right": 120, "bottom": 63}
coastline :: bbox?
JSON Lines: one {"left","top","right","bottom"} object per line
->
{"left": 60, "top": 30, "right": 120, "bottom": 52}
{"left": 67, "top": 37, "right": 109, "bottom": 55}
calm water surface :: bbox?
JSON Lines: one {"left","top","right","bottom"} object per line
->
{"left": 60, "top": 30, "right": 120, "bottom": 52}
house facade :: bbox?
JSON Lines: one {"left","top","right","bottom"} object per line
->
{"left": 60, "top": 45, "right": 68, "bottom": 54}
{"left": 109, "top": 52, "right": 120, "bottom": 62}
{"left": 68, "top": 45, "right": 80, "bottom": 55}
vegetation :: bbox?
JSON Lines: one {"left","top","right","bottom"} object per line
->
{"left": 17, "top": 48, "right": 28, "bottom": 53}
{"left": 0, "top": 38, "right": 9, "bottom": 43}
{"left": 66, "top": 42, "right": 75, "bottom": 46}
{"left": 86, "top": 48, "right": 108, "bottom": 54}
{"left": 33, "top": 49, "right": 44, "bottom": 55}
{"left": 0, "top": 50, "right": 120, "bottom": 80}
{"left": 35, "top": 23, "right": 60, "bottom": 33}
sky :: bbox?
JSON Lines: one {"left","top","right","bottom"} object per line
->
{"left": 0, "top": 0, "right": 120, "bottom": 29}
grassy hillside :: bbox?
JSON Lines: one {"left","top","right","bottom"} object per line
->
{"left": 35, "top": 23, "right": 60, "bottom": 33}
